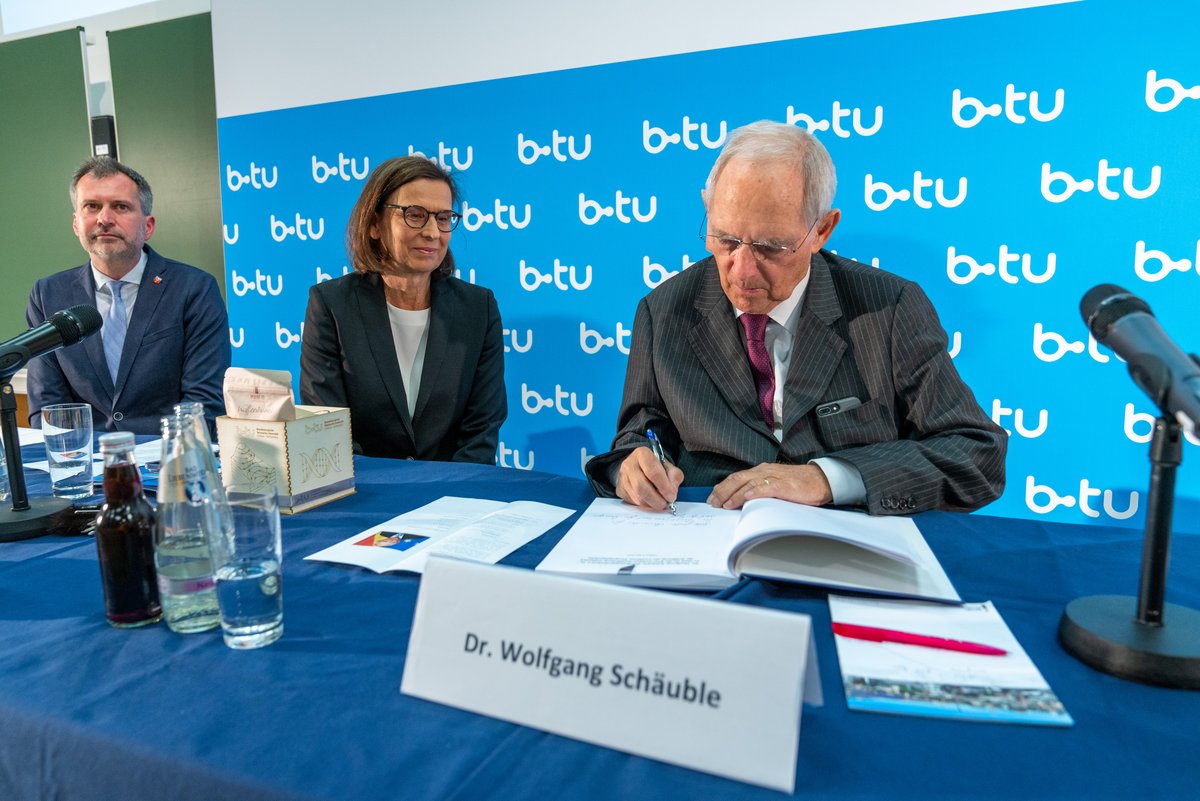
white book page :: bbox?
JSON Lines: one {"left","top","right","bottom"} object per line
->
{"left": 535, "top": 498, "right": 741, "bottom": 586}
{"left": 733, "top": 499, "right": 920, "bottom": 565}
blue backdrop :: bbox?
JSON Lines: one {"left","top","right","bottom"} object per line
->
{"left": 216, "top": 0, "right": 1200, "bottom": 533}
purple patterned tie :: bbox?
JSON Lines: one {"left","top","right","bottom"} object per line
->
{"left": 739, "top": 313, "right": 775, "bottom": 428}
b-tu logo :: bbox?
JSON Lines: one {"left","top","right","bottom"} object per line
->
{"left": 226, "top": 162, "right": 277, "bottom": 191}
{"left": 519, "top": 259, "right": 592, "bottom": 292}
{"left": 455, "top": 268, "right": 476, "bottom": 284}
{"left": 1026, "top": 475, "right": 1138, "bottom": 520}
{"left": 275, "top": 320, "right": 303, "bottom": 349}
{"left": 496, "top": 442, "right": 534, "bottom": 470}
{"left": 408, "top": 142, "right": 473, "bottom": 172}
{"left": 643, "top": 255, "right": 695, "bottom": 289}
{"left": 230, "top": 269, "right": 284, "bottom": 297}
{"left": 223, "top": 224, "right": 239, "bottom": 245}
{"left": 311, "top": 153, "right": 369, "bottom": 183}
{"left": 1041, "top": 161, "right": 1161, "bottom": 203}
{"left": 1134, "top": 239, "right": 1200, "bottom": 282}
{"left": 947, "top": 245, "right": 1056, "bottom": 285}
{"left": 864, "top": 172, "right": 967, "bottom": 211}
{"left": 643, "top": 116, "right": 726, "bottom": 154}
{"left": 579, "top": 191, "right": 656, "bottom": 225}
{"left": 951, "top": 84, "right": 1064, "bottom": 128}
{"left": 991, "top": 398, "right": 1048, "bottom": 438}
{"left": 521, "top": 384, "right": 593, "bottom": 417}
{"left": 316, "top": 265, "right": 352, "bottom": 283}
{"left": 462, "top": 199, "right": 531, "bottom": 231}
{"left": 786, "top": 100, "right": 883, "bottom": 138}
{"left": 1145, "top": 70, "right": 1200, "bottom": 113}
{"left": 503, "top": 328, "right": 533, "bottom": 354}
{"left": 518, "top": 130, "right": 591, "bottom": 164}
{"left": 1032, "top": 323, "right": 1110, "bottom": 363}
{"left": 580, "top": 322, "right": 631, "bottom": 355}
{"left": 229, "top": 327, "right": 244, "bottom": 348}
{"left": 270, "top": 213, "right": 324, "bottom": 242}
{"left": 1124, "top": 403, "right": 1200, "bottom": 446}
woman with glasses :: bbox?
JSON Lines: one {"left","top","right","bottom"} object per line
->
{"left": 300, "top": 156, "right": 506, "bottom": 462}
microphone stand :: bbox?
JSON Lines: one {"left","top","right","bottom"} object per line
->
{"left": 1058, "top": 354, "right": 1200, "bottom": 688}
{"left": 0, "top": 376, "right": 70, "bottom": 542}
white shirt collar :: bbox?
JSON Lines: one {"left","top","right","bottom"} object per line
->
{"left": 731, "top": 268, "right": 811, "bottom": 332}
{"left": 91, "top": 248, "right": 149, "bottom": 289}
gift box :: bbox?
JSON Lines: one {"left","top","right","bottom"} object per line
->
{"left": 216, "top": 405, "right": 355, "bottom": 513}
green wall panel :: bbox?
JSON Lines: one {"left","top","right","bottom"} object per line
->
{"left": 108, "top": 13, "right": 225, "bottom": 297}
{"left": 0, "top": 28, "right": 92, "bottom": 333}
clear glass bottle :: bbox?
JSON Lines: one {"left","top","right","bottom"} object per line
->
{"left": 154, "top": 414, "right": 221, "bottom": 633}
{"left": 94, "top": 432, "right": 161, "bottom": 627}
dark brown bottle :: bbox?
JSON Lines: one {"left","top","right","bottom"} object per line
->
{"left": 94, "top": 432, "right": 161, "bottom": 627}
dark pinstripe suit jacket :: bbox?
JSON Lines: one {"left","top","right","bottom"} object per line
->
{"left": 299, "top": 271, "right": 506, "bottom": 463}
{"left": 585, "top": 251, "right": 1007, "bottom": 515}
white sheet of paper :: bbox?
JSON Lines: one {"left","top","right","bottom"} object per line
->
{"left": 304, "top": 496, "right": 573, "bottom": 574}
{"left": 535, "top": 499, "right": 741, "bottom": 586}
{"left": 16, "top": 427, "right": 44, "bottom": 447}
{"left": 829, "top": 595, "right": 1073, "bottom": 725}
{"left": 403, "top": 558, "right": 821, "bottom": 793}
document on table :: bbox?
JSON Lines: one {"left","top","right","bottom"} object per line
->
{"left": 829, "top": 595, "right": 1073, "bottom": 726}
{"left": 537, "top": 497, "right": 959, "bottom": 602}
{"left": 304, "top": 496, "right": 575, "bottom": 574}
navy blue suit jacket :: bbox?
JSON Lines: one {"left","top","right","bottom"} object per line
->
{"left": 25, "top": 246, "right": 230, "bottom": 435}
{"left": 299, "top": 271, "right": 506, "bottom": 463}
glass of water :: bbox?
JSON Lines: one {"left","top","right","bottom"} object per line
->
{"left": 42, "top": 403, "right": 94, "bottom": 500}
{"left": 211, "top": 484, "right": 284, "bottom": 649}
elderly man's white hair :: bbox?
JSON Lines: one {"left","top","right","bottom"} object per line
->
{"left": 704, "top": 120, "right": 837, "bottom": 228}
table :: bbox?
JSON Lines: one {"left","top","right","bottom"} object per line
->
{"left": 1, "top": 454, "right": 1197, "bottom": 800}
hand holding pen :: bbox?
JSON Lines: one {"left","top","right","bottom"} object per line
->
{"left": 614, "top": 428, "right": 683, "bottom": 513}
{"left": 645, "top": 429, "right": 677, "bottom": 515}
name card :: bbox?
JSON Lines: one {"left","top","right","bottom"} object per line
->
{"left": 401, "top": 557, "right": 821, "bottom": 793}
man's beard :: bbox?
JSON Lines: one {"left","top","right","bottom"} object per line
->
{"left": 86, "top": 231, "right": 139, "bottom": 263}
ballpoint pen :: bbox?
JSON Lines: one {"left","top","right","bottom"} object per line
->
{"left": 644, "top": 428, "right": 677, "bottom": 515}
{"left": 832, "top": 622, "right": 1008, "bottom": 656}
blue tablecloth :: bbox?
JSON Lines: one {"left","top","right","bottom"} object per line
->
{"left": 1, "top": 455, "right": 1197, "bottom": 800}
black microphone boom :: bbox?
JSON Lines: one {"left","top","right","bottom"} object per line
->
{"left": 1081, "top": 284, "right": 1200, "bottom": 432}
{"left": 0, "top": 304, "right": 102, "bottom": 379}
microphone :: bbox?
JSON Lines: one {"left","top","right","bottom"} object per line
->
{"left": 0, "top": 305, "right": 103, "bottom": 379}
{"left": 1081, "top": 284, "right": 1200, "bottom": 431}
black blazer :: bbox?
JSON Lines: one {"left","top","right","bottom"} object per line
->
{"left": 299, "top": 271, "right": 506, "bottom": 462}
{"left": 585, "top": 251, "right": 1007, "bottom": 514}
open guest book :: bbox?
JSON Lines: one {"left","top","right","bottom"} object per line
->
{"left": 535, "top": 498, "right": 960, "bottom": 603}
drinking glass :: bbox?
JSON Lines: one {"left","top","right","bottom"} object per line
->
{"left": 42, "top": 403, "right": 94, "bottom": 500}
{"left": 210, "top": 484, "right": 284, "bottom": 649}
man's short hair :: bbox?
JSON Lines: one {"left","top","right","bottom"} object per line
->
{"left": 704, "top": 120, "right": 836, "bottom": 227}
{"left": 70, "top": 156, "right": 154, "bottom": 216}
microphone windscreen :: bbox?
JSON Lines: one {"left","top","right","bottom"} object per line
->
{"left": 59, "top": 304, "right": 103, "bottom": 342}
{"left": 1080, "top": 284, "right": 1152, "bottom": 340}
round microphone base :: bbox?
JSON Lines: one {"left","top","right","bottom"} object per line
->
{"left": 0, "top": 496, "right": 73, "bottom": 542}
{"left": 1059, "top": 595, "right": 1200, "bottom": 689}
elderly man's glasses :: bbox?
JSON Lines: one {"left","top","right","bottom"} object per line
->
{"left": 383, "top": 203, "right": 462, "bottom": 233}
{"left": 699, "top": 215, "right": 822, "bottom": 264}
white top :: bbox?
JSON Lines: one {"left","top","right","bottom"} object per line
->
{"left": 386, "top": 304, "right": 431, "bottom": 419}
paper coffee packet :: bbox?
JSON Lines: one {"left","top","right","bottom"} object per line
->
{"left": 223, "top": 367, "right": 297, "bottom": 421}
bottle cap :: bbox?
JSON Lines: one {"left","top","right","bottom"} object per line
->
{"left": 99, "top": 432, "right": 136, "bottom": 452}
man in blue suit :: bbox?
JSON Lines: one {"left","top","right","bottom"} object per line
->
{"left": 25, "top": 157, "right": 230, "bottom": 434}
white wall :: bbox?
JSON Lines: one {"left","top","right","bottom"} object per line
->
{"left": 211, "top": 0, "right": 1076, "bottom": 118}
